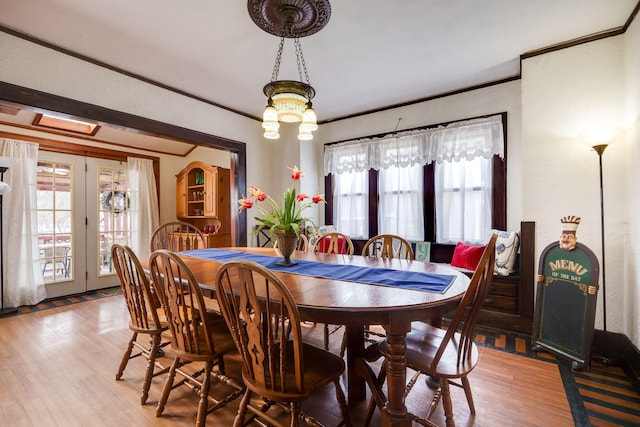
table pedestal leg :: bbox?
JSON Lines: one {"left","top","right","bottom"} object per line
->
{"left": 381, "top": 330, "right": 411, "bottom": 427}
{"left": 345, "top": 324, "right": 366, "bottom": 401}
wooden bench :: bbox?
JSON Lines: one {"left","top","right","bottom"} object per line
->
{"left": 430, "top": 221, "right": 536, "bottom": 334}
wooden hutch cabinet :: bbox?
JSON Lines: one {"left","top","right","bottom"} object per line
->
{"left": 175, "top": 161, "right": 232, "bottom": 247}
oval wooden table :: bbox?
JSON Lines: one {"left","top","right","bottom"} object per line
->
{"left": 150, "top": 247, "right": 470, "bottom": 427}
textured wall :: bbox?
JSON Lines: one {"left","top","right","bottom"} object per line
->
{"left": 623, "top": 13, "right": 640, "bottom": 345}
{"left": 522, "top": 35, "right": 629, "bottom": 337}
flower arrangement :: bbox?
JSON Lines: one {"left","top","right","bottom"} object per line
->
{"left": 238, "top": 166, "right": 325, "bottom": 236}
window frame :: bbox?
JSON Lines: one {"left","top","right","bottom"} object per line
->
{"left": 324, "top": 112, "right": 507, "bottom": 247}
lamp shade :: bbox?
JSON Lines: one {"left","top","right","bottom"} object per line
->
{"left": 299, "top": 106, "right": 318, "bottom": 132}
{"left": 297, "top": 126, "right": 313, "bottom": 141}
{"left": 262, "top": 105, "right": 280, "bottom": 130}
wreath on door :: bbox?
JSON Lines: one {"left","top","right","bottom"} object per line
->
{"left": 101, "top": 191, "right": 130, "bottom": 213}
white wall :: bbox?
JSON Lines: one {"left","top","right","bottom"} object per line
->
{"left": 624, "top": 13, "right": 640, "bottom": 346}
{"left": 2, "top": 23, "right": 638, "bottom": 347}
{"left": 0, "top": 32, "right": 254, "bottom": 143}
{"left": 0, "top": 31, "right": 274, "bottom": 239}
{"left": 309, "top": 33, "right": 639, "bottom": 347}
{"left": 521, "top": 35, "right": 630, "bottom": 338}
{"left": 315, "top": 80, "right": 524, "bottom": 230}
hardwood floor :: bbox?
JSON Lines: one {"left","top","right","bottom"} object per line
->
{"left": 0, "top": 293, "right": 597, "bottom": 426}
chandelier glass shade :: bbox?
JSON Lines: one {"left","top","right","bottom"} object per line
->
{"left": 249, "top": 0, "right": 331, "bottom": 141}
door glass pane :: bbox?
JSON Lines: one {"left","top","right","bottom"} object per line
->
{"left": 98, "top": 167, "right": 130, "bottom": 276}
{"left": 37, "top": 162, "right": 73, "bottom": 283}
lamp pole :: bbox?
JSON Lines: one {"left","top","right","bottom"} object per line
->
{"left": 592, "top": 144, "right": 607, "bottom": 333}
{"left": 591, "top": 143, "right": 610, "bottom": 366}
{"left": 0, "top": 164, "right": 17, "bottom": 316}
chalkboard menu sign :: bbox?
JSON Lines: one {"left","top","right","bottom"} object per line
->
{"left": 533, "top": 215, "right": 600, "bottom": 370}
{"left": 533, "top": 217, "right": 599, "bottom": 370}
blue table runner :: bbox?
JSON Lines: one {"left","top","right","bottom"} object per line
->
{"left": 181, "top": 248, "right": 455, "bottom": 293}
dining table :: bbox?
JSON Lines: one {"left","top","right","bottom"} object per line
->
{"left": 147, "top": 246, "right": 471, "bottom": 427}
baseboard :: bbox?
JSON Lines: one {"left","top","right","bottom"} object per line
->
{"left": 592, "top": 329, "right": 640, "bottom": 386}
{"left": 476, "top": 309, "right": 533, "bottom": 335}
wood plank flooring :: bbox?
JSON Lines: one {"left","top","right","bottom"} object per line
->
{"left": 0, "top": 292, "right": 635, "bottom": 426}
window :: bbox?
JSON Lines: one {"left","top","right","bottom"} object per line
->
{"left": 37, "top": 161, "right": 73, "bottom": 283}
{"left": 33, "top": 113, "right": 100, "bottom": 136}
{"left": 378, "top": 164, "right": 424, "bottom": 241}
{"left": 333, "top": 169, "right": 368, "bottom": 239}
{"left": 435, "top": 157, "right": 492, "bottom": 244}
{"left": 98, "top": 167, "right": 130, "bottom": 276}
{"left": 324, "top": 114, "right": 506, "bottom": 243}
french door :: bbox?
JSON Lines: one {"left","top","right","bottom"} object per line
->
{"left": 37, "top": 152, "right": 130, "bottom": 298}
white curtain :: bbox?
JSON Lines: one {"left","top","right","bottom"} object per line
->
{"left": 378, "top": 164, "right": 424, "bottom": 241}
{"left": 324, "top": 114, "right": 504, "bottom": 175}
{"left": 0, "top": 139, "right": 46, "bottom": 307}
{"left": 324, "top": 115, "right": 503, "bottom": 242}
{"left": 435, "top": 157, "right": 493, "bottom": 244}
{"left": 333, "top": 169, "right": 368, "bottom": 239}
{"left": 128, "top": 157, "right": 159, "bottom": 259}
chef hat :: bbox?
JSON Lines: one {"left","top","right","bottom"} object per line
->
{"left": 561, "top": 215, "right": 581, "bottom": 234}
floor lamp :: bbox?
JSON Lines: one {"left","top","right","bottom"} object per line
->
{"left": 592, "top": 143, "right": 608, "bottom": 333}
{"left": 0, "top": 156, "right": 17, "bottom": 317}
{"left": 591, "top": 143, "right": 621, "bottom": 366}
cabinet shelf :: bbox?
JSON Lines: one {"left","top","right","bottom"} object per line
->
{"left": 176, "top": 161, "right": 231, "bottom": 248}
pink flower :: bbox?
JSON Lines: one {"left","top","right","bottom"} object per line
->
{"left": 237, "top": 196, "right": 253, "bottom": 212}
{"left": 249, "top": 185, "right": 267, "bottom": 201}
{"left": 237, "top": 166, "right": 317, "bottom": 234}
{"left": 288, "top": 165, "right": 304, "bottom": 181}
{"left": 312, "top": 192, "right": 326, "bottom": 204}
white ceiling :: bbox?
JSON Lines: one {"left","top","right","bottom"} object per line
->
{"left": 0, "top": 0, "right": 637, "bottom": 151}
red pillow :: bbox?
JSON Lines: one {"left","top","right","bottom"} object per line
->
{"left": 451, "top": 242, "right": 486, "bottom": 271}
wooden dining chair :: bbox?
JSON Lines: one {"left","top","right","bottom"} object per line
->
{"left": 356, "top": 234, "right": 415, "bottom": 356}
{"left": 311, "top": 231, "right": 354, "bottom": 255}
{"left": 361, "top": 234, "right": 415, "bottom": 260}
{"left": 149, "top": 221, "right": 207, "bottom": 253}
{"left": 364, "top": 234, "right": 497, "bottom": 427}
{"left": 310, "top": 231, "right": 355, "bottom": 350}
{"left": 111, "top": 244, "right": 170, "bottom": 405}
{"left": 148, "top": 249, "right": 244, "bottom": 426}
{"left": 215, "top": 260, "right": 351, "bottom": 427}
{"left": 274, "top": 233, "right": 308, "bottom": 253}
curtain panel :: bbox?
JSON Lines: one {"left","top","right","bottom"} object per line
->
{"left": 0, "top": 138, "right": 47, "bottom": 307}
{"left": 324, "top": 115, "right": 504, "bottom": 175}
{"left": 128, "top": 157, "right": 159, "bottom": 260}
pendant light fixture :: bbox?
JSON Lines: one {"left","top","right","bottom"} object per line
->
{"left": 248, "top": 0, "right": 331, "bottom": 141}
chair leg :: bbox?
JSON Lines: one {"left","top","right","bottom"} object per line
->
{"left": 333, "top": 378, "right": 352, "bottom": 426}
{"left": 364, "top": 359, "right": 388, "bottom": 427}
{"left": 364, "top": 398, "right": 377, "bottom": 427}
{"left": 140, "top": 333, "right": 161, "bottom": 405}
{"left": 290, "top": 401, "right": 301, "bottom": 427}
{"left": 324, "top": 324, "right": 330, "bottom": 350}
{"left": 196, "top": 361, "right": 213, "bottom": 427}
{"left": 460, "top": 376, "right": 475, "bottom": 414}
{"left": 116, "top": 332, "right": 137, "bottom": 380}
{"left": 232, "top": 389, "right": 252, "bottom": 427}
{"left": 156, "top": 357, "right": 180, "bottom": 417}
{"left": 440, "top": 378, "right": 455, "bottom": 427}
{"left": 339, "top": 331, "right": 347, "bottom": 358}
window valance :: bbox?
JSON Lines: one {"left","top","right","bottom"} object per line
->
{"left": 324, "top": 115, "right": 504, "bottom": 175}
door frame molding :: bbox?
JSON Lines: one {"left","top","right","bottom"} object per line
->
{"left": 0, "top": 81, "right": 248, "bottom": 246}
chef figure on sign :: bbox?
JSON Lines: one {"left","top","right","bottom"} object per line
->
{"left": 559, "top": 215, "right": 581, "bottom": 251}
